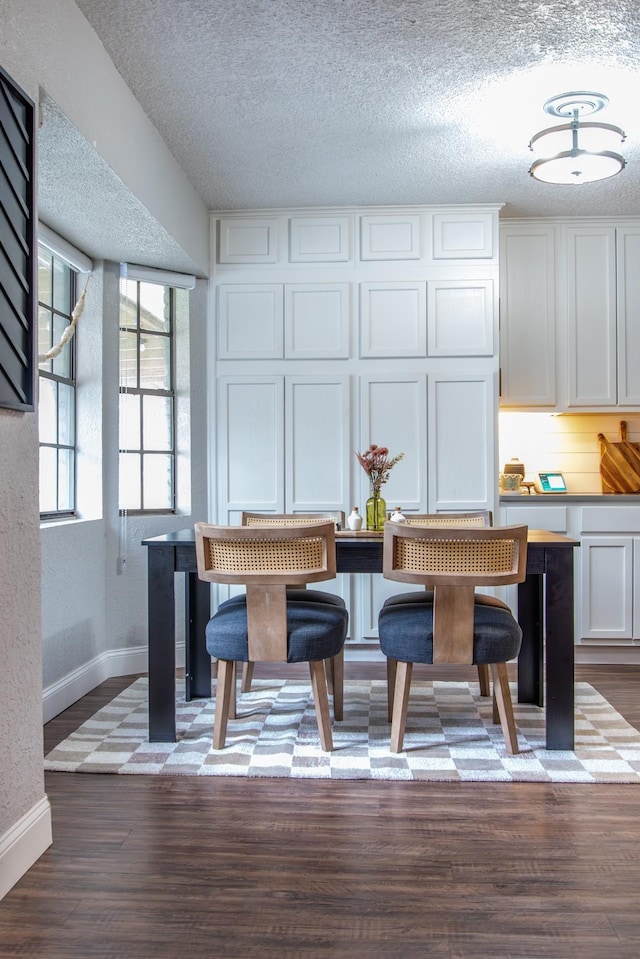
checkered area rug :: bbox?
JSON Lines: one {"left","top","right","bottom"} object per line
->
{"left": 44, "top": 679, "right": 640, "bottom": 782}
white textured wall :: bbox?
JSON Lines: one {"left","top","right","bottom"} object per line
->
{"left": 0, "top": 413, "right": 45, "bottom": 838}
{"left": 0, "top": 0, "right": 210, "bottom": 894}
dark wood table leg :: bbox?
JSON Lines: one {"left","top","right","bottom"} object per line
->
{"left": 147, "top": 547, "right": 177, "bottom": 742}
{"left": 544, "top": 548, "right": 575, "bottom": 750}
{"left": 185, "top": 572, "right": 212, "bottom": 699}
{"left": 517, "top": 572, "right": 544, "bottom": 707}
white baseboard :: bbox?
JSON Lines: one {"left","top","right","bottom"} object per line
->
{"left": 575, "top": 645, "right": 640, "bottom": 665}
{"left": 42, "top": 644, "right": 185, "bottom": 723}
{"left": 42, "top": 639, "right": 640, "bottom": 724}
{"left": 0, "top": 796, "right": 52, "bottom": 900}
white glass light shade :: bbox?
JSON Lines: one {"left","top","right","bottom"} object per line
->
{"left": 530, "top": 150, "right": 625, "bottom": 184}
{"left": 529, "top": 121, "right": 625, "bottom": 158}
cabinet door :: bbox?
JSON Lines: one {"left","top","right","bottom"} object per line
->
{"left": 580, "top": 536, "right": 633, "bottom": 640}
{"left": 358, "top": 374, "right": 428, "bottom": 636}
{"left": 567, "top": 227, "right": 617, "bottom": 407}
{"left": 217, "top": 376, "right": 284, "bottom": 520}
{"left": 616, "top": 228, "right": 640, "bottom": 406}
{"left": 428, "top": 372, "right": 496, "bottom": 512}
{"left": 285, "top": 375, "right": 350, "bottom": 513}
{"left": 427, "top": 279, "right": 494, "bottom": 356}
{"left": 499, "top": 226, "right": 556, "bottom": 406}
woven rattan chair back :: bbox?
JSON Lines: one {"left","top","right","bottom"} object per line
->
{"left": 403, "top": 510, "right": 492, "bottom": 528}
{"left": 383, "top": 523, "right": 526, "bottom": 590}
{"left": 241, "top": 511, "right": 345, "bottom": 529}
{"left": 195, "top": 521, "right": 336, "bottom": 587}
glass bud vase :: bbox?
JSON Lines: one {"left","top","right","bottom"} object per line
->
{"left": 366, "top": 490, "right": 386, "bottom": 531}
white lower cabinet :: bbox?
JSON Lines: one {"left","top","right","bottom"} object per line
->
{"left": 579, "top": 506, "right": 640, "bottom": 641}
{"left": 499, "top": 501, "right": 640, "bottom": 645}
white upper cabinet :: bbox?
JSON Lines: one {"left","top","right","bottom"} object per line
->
{"left": 284, "top": 284, "right": 350, "bottom": 359}
{"left": 218, "top": 284, "right": 284, "bottom": 358}
{"left": 218, "top": 217, "right": 278, "bottom": 263}
{"left": 359, "top": 214, "right": 421, "bottom": 260}
{"left": 616, "top": 229, "right": 640, "bottom": 406}
{"left": 289, "top": 216, "right": 352, "bottom": 262}
{"left": 500, "top": 218, "right": 640, "bottom": 411}
{"left": 432, "top": 211, "right": 495, "bottom": 259}
{"left": 567, "top": 226, "right": 617, "bottom": 407}
{"left": 427, "top": 279, "right": 495, "bottom": 356}
{"left": 499, "top": 225, "right": 556, "bottom": 407}
{"left": 359, "top": 281, "right": 427, "bottom": 358}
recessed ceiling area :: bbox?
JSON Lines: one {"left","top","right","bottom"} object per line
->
{"left": 72, "top": 0, "right": 640, "bottom": 217}
{"left": 38, "top": 95, "right": 204, "bottom": 275}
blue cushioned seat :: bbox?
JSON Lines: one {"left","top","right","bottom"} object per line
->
{"left": 378, "top": 601, "right": 522, "bottom": 666}
{"left": 206, "top": 595, "right": 348, "bottom": 664}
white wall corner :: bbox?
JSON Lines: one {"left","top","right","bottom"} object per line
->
{"left": 0, "top": 796, "right": 52, "bottom": 901}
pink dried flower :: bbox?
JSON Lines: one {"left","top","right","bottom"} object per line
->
{"left": 355, "top": 445, "right": 404, "bottom": 494}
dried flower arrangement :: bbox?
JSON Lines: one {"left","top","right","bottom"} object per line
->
{"left": 355, "top": 444, "right": 404, "bottom": 496}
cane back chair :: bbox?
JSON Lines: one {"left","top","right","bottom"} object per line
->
{"left": 195, "top": 521, "right": 348, "bottom": 751}
{"left": 378, "top": 523, "right": 528, "bottom": 754}
{"left": 384, "top": 511, "right": 494, "bottom": 696}
{"left": 238, "top": 512, "right": 346, "bottom": 702}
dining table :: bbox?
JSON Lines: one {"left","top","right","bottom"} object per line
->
{"left": 142, "top": 527, "right": 579, "bottom": 749}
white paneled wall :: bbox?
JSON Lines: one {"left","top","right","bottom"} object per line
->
{"left": 211, "top": 205, "right": 501, "bottom": 641}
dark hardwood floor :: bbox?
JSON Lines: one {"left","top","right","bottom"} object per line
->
{"left": 3, "top": 663, "right": 640, "bottom": 959}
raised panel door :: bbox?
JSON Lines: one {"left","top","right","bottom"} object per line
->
{"left": 285, "top": 375, "right": 350, "bottom": 513}
{"left": 284, "top": 284, "right": 350, "bottom": 358}
{"left": 359, "top": 374, "right": 427, "bottom": 636}
{"left": 580, "top": 536, "right": 633, "bottom": 640}
{"left": 218, "top": 217, "right": 278, "bottom": 264}
{"left": 499, "top": 227, "right": 556, "bottom": 406}
{"left": 616, "top": 228, "right": 640, "bottom": 406}
{"left": 427, "top": 279, "right": 494, "bottom": 356}
{"left": 218, "top": 284, "right": 283, "bottom": 359}
{"left": 359, "top": 282, "right": 427, "bottom": 357}
{"left": 567, "top": 228, "right": 617, "bottom": 407}
{"left": 428, "top": 372, "right": 495, "bottom": 511}
{"left": 217, "top": 376, "right": 284, "bottom": 517}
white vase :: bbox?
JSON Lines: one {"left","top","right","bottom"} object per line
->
{"left": 347, "top": 508, "right": 363, "bottom": 531}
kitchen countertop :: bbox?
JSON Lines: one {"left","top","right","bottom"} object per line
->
{"left": 499, "top": 493, "right": 640, "bottom": 503}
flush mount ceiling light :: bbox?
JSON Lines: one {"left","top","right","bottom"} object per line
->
{"left": 529, "top": 91, "right": 626, "bottom": 185}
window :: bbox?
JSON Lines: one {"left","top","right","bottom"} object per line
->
{"left": 119, "top": 277, "right": 176, "bottom": 512}
{"left": 38, "top": 248, "right": 77, "bottom": 516}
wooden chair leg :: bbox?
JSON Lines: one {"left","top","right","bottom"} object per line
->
{"left": 386, "top": 657, "right": 398, "bottom": 722}
{"left": 490, "top": 662, "right": 519, "bottom": 755}
{"left": 330, "top": 647, "right": 344, "bottom": 722}
{"left": 241, "top": 661, "right": 254, "bottom": 693}
{"left": 309, "top": 660, "right": 333, "bottom": 752}
{"left": 390, "top": 661, "right": 413, "bottom": 753}
{"left": 477, "top": 663, "right": 491, "bottom": 696}
{"left": 213, "top": 659, "right": 234, "bottom": 749}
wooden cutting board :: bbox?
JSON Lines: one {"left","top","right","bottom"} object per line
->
{"left": 598, "top": 421, "right": 640, "bottom": 494}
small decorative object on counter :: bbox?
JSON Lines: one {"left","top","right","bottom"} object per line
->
{"left": 355, "top": 444, "right": 405, "bottom": 531}
{"left": 390, "top": 507, "right": 406, "bottom": 523}
{"left": 347, "top": 507, "right": 363, "bottom": 531}
{"left": 503, "top": 457, "right": 525, "bottom": 478}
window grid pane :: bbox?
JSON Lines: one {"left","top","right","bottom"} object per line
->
{"left": 119, "top": 279, "right": 176, "bottom": 513}
{"left": 38, "top": 246, "right": 77, "bottom": 517}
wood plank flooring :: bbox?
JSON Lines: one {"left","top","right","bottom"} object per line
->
{"left": 3, "top": 663, "right": 640, "bottom": 959}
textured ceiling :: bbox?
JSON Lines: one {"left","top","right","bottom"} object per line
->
{"left": 72, "top": 0, "right": 640, "bottom": 217}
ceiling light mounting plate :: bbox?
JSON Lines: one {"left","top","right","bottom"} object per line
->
{"left": 543, "top": 91, "right": 609, "bottom": 119}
